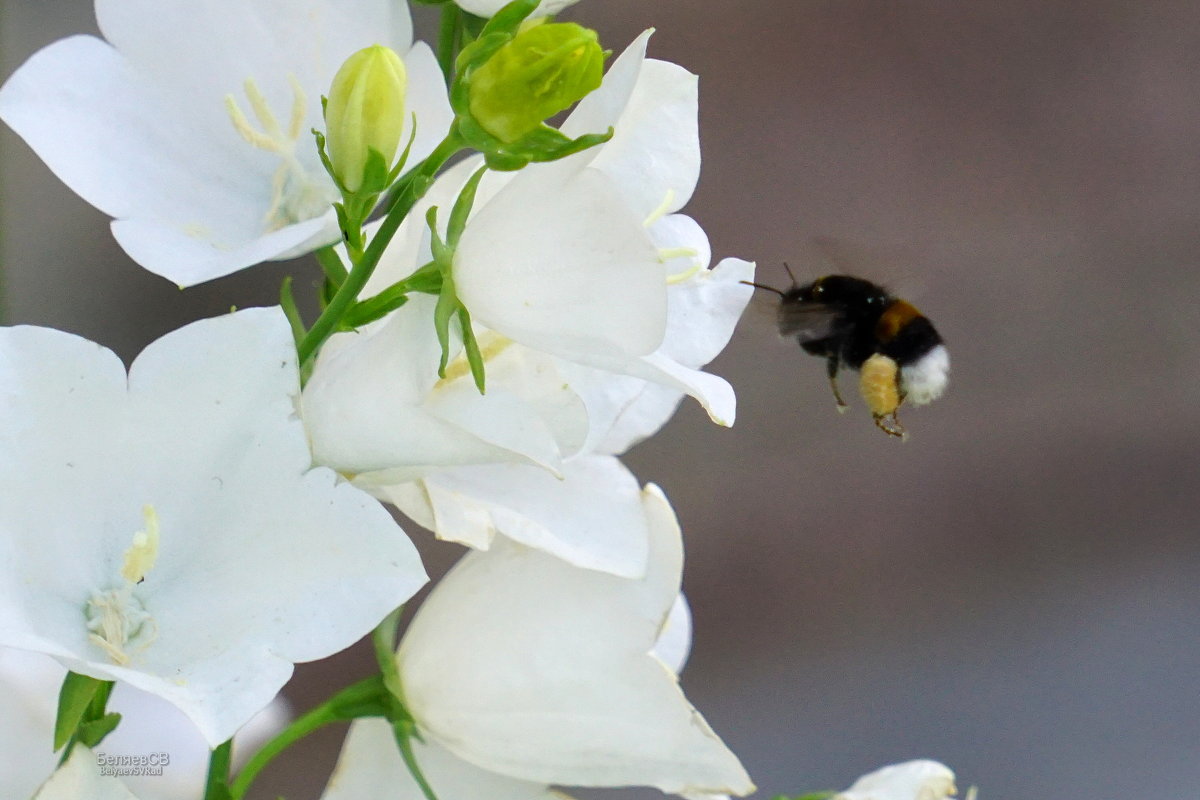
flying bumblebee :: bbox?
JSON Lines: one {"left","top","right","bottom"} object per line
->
{"left": 745, "top": 269, "right": 949, "bottom": 439}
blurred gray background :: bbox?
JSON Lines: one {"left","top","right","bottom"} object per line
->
{"left": 5, "top": 1, "right": 1200, "bottom": 797}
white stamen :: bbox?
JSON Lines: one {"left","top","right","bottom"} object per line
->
{"left": 224, "top": 76, "right": 336, "bottom": 231}
{"left": 643, "top": 189, "right": 677, "bottom": 228}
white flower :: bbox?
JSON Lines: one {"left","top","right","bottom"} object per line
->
{"left": 33, "top": 745, "right": 140, "bottom": 800}
{"left": 452, "top": 0, "right": 581, "bottom": 18}
{"left": 301, "top": 33, "right": 752, "bottom": 577}
{"left": 0, "top": 308, "right": 427, "bottom": 745}
{"left": 320, "top": 593, "right": 696, "bottom": 800}
{"left": 0, "top": 648, "right": 287, "bottom": 800}
{"left": 396, "top": 485, "right": 754, "bottom": 796}
{"left": 835, "top": 760, "right": 960, "bottom": 800}
{"left": 0, "top": 0, "right": 453, "bottom": 286}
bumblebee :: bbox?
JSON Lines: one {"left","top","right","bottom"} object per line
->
{"left": 746, "top": 271, "right": 949, "bottom": 438}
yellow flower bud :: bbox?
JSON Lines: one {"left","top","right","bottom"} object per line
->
{"left": 325, "top": 45, "right": 408, "bottom": 193}
{"left": 468, "top": 22, "right": 604, "bottom": 143}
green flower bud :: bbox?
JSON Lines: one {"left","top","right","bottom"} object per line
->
{"left": 325, "top": 45, "right": 407, "bottom": 193}
{"left": 467, "top": 22, "right": 604, "bottom": 144}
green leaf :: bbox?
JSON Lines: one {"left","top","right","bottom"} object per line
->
{"left": 433, "top": 283, "right": 458, "bottom": 378}
{"left": 279, "top": 276, "right": 306, "bottom": 348}
{"left": 54, "top": 672, "right": 104, "bottom": 751}
{"left": 77, "top": 713, "right": 123, "bottom": 748}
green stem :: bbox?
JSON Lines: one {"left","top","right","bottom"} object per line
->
{"left": 228, "top": 676, "right": 387, "bottom": 800}
{"left": 297, "top": 132, "right": 464, "bottom": 367}
{"left": 315, "top": 246, "right": 349, "bottom": 286}
{"left": 203, "top": 740, "right": 232, "bottom": 800}
{"left": 372, "top": 605, "right": 406, "bottom": 701}
{"left": 437, "top": 5, "right": 461, "bottom": 85}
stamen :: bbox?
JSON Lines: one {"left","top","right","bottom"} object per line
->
{"left": 667, "top": 264, "right": 702, "bottom": 285}
{"left": 85, "top": 506, "right": 162, "bottom": 665}
{"left": 225, "top": 95, "right": 279, "bottom": 151}
{"left": 287, "top": 74, "right": 308, "bottom": 141}
{"left": 643, "top": 189, "right": 677, "bottom": 228}
{"left": 243, "top": 78, "right": 285, "bottom": 142}
{"left": 121, "top": 505, "right": 160, "bottom": 584}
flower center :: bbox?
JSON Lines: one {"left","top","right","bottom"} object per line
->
{"left": 85, "top": 506, "right": 161, "bottom": 666}
{"left": 225, "top": 76, "right": 338, "bottom": 231}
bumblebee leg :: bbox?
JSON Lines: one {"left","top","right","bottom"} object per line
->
{"left": 872, "top": 412, "right": 907, "bottom": 439}
{"left": 826, "top": 357, "right": 848, "bottom": 413}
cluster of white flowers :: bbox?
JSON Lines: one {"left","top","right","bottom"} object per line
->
{"left": 0, "top": 0, "right": 964, "bottom": 798}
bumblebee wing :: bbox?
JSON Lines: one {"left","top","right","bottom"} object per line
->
{"left": 777, "top": 301, "right": 841, "bottom": 341}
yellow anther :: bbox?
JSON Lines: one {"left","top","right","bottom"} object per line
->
{"left": 643, "top": 189, "right": 677, "bottom": 228}
{"left": 121, "top": 505, "right": 160, "bottom": 585}
{"left": 657, "top": 246, "right": 697, "bottom": 263}
{"left": 243, "top": 78, "right": 285, "bottom": 143}
{"left": 86, "top": 586, "right": 156, "bottom": 666}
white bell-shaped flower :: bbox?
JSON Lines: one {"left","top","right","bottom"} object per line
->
{"left": 0, "top": 309, "right": 427, "bottom": 745}
{"left": 836, "top": 760, "right": 961, "bottom": 800}
{"left": 396, "top": 485, "right": 754, "bottom": 796}
{"left": 0, "top": 0, "right": 453, "bottom": 286}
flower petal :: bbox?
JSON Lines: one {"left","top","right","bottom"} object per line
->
{"left": 836, "top": 760, "right": 959, "bottom": 800}
{"left": 321, "top": 718, "right": 568, "bottom": 800}
{"left": 383, "top": 454, "right": 649, "bottom": 577}
{"left": 455, "top": 166, "right": 666, "bottom": 361}
{"left": 33, "top": 746, "right": 140, "bottom": 800}
{"left": 0, "top": 309, "right": 427, "bottom": 745}
{"left": 399, "top": 485, "right": 754, "bottom": 795}
{"left": 452, "top": 0, "right": 580, "bottom": 18}
{"left": 560, "top": 34, "right": 700, "bottom": 220}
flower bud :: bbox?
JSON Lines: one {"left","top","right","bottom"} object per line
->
{"left": 467, "top": 22, "right": 604, "bottom": 143}
{"left": 325, "top": 45, "right": 408, "bottom": 193}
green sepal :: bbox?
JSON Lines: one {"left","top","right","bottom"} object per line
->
{"left": 458, "top": 306, "right": 486, "bottom": 393}
{"left": 386, "top": 113, "right": 420, "bottom": 185}
{"left": 341, "top": 292, "right": 409, "bottom": 330}
{"left": 433, "top": 277, "right": 458, "bottom": 378}
{"left": 455, "top": 32, "right": 511, "bottom": 81}
{"left": 76, "top": 713, "right": 123, "bottom": 748}
{"left": 312, "top": 128, "right": 349, "bottom": 196}
{"left": 357, "top": 147, "right": 392, "bottom": 197}
{"left": 54, "top": 672, "right": 105, "bottom": 750}
{"left": 479, "top": 0, "right": 540, "bottom": 39}
{"left": 447, "top": 165, "right": 489, "bottom": 247}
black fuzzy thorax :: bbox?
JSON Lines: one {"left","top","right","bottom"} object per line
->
{"left": 778, "top": 275, "right": 942, "bottom": 370}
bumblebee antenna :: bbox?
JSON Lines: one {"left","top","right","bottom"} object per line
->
{"left": 782, "top": 261, "right": 798, "bottom": 286}
{"left": 740, "top": 280, "right": 787, "bottom": 297}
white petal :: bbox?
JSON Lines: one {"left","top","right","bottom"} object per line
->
{"left": 560, "top": 35, "right": 700, "bottom": 220}
{"left": 455, "top": 166, "right": 666, "bottom": 361}
{"left": 399, "top": 485, "right": 754, "bottom": 795}
{"left": 393, "top": 455, "right": 649, "bottom": 577}
{"left": 113, "top": 212, "right": 337, "bottom": 286}
{"left": 33, "top": 746, "right": 140, "bottom": 800}
{"left": 836, "top": 760, "right": 959, "bottom": 800}
{"left": 558, "top": 257, "right": 755, "bottom": 449}
{"left": 94, "top": 0, "right": 412, "bottom": 111}
{"left": 0, "top": 647, "right": 288, "bottom": 800}
{"left": 403, "top": 42, "right": 456, "bottom": 166}
{"left": 321, "top": 718, "right": 567, "bottom": 800}
{"left": 452, "top": 0, "right": 580, "bottom": 17}
{"left": 0, "top": 309, "right": 427, "bottom": 745}
{"left": 303, "top": 297, "right": 585, "bottom": 479}
{"left": 652, "top": 594, "right": 693, "bottom": 675}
